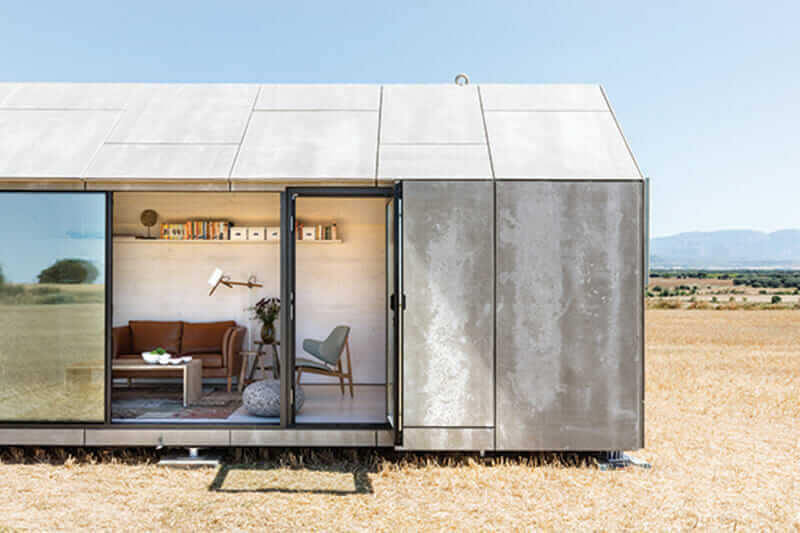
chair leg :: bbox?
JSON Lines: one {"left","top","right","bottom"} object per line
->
{"left": 336, "top": 360, "right": 345, "bottom": 395}
{"left": 296, "top": 368, "right": 303, "bottom": 385}
{"left": 345, "top": 338, "right": 354, "bottom": 398}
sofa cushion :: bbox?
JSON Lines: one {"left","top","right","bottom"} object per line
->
{"left": 181, "top": 321, "right": 235, "bottom": 355}
{"left": 184, "top": 352, "right": 223, "bottom": 368}
{"left": 129, "top": 321, "right": 182, "bottom": 355}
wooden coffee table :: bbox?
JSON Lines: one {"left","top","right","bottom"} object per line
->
{"left": 112, "top": 359, "right": 203, "bottom": 407}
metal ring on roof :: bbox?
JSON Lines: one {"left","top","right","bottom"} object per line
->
{"left": 454, "top": 73, "right": 470, "bottom": 86}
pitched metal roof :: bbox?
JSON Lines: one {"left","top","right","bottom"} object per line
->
{"left": 0, "top": 83, "right": 642, "bottom": 189}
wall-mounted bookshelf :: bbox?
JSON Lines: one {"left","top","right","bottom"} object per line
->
{"left": 113, "top": 238, "right": 342, "bottom": 245}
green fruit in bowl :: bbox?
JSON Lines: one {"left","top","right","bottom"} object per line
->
{"left": 153, "top": 347, "right": 166, "bottom": 355}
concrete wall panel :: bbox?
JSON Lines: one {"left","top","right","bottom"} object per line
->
{"left": 495, "top": 181, "right": 643, "bottom": 450}
{"left": 399, "top": 428, "right": 494, "bottom": 451}
{"left": 403, "top": 181, "right": 494, "bottom": 427}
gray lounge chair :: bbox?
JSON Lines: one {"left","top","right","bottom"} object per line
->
{"left": 295, "top": 325, "right": 354, "bottom": 397}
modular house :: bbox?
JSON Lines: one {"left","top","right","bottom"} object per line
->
{"left": 0, "top": 82, "right": 646, "bottom": 452}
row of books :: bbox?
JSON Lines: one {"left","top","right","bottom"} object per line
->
{"left": 295, "top": 221, "right": 338, "bottom": 241}
{"left": 160, "top": 221, "right": 231, "bottom": 240}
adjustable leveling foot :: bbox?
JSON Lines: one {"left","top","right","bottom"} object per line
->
{"left": 596, "top": 451, "right": 651, "bottom": 470}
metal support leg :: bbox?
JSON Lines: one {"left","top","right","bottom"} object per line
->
{"left": 596, "top": 451, "right": 652, "bottom": 470}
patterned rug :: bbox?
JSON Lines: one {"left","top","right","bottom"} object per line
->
{"left": 112, "top": 386, "right": 242, "bottom": 420}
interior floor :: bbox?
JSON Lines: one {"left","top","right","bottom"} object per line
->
{"left": 111, "top": 383, "right": 385, "bottom": 425}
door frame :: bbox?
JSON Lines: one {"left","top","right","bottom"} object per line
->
{"left": 281, "top": 186, "right": 398, "bottom": 429}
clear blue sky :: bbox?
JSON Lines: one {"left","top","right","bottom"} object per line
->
{"left": 1, "top": 1, "right": 797, "bottom": 237}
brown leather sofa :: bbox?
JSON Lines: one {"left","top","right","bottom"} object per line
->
{"left": 112, "top": 320, "right": 246, "bottom": 392}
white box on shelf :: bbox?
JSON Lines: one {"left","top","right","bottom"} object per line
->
{"left": 230, "top": 227, "right": 248, "bottom": 240}
{"left": 266, "top": 226, "right": 280, "bottom": 241}
{"left": 246, "top": 227, "right": 265, "bottom": 241}
{"left": 302, "top": 227, "right": 316, "bottom": 240}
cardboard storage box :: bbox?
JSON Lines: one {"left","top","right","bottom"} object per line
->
{"left": 247, "top": 227, "right": 265, "bottom": 240}
{"left": 230, "top": 227, "right": 247, "bottom": 240}
{"left": 266, "top": 226, "right": 280, "bottom": 241}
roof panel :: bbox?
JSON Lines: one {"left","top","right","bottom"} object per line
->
{"left": 379, "top": 145, "right": 492, "bottom": 180}
{"left": 0, "top": 83, "right": 19, "bottom": 106}
{"left": 0, "top": 110, "right": 120, "bottom": 177}
{"left": 108, "top": 84, "right": 258, "bottom": 143}
{"left": 256, "top": 84, "right": 379, "bottom": 110}
{"left": 381, "top": 85, "right": 485, "bottom": 144}
{"left": 233, "top": 111, "right": 378, "bottom": 179}
{"left": 480, "top": 84, "right": 608, "bottom": 111}
{"left": 486, "top": 111, "right": 640, "bottom": 178}
{"left": 84, "top": 144, "right": 237, "bottom": 179}
{"left": 0, "top": 83, "right": 138, "bottom": 109}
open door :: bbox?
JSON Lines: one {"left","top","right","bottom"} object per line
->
{"left": 385, "top": 185, "right": 403, "bottom": 442}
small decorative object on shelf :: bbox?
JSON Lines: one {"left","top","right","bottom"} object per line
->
{"left": 248, "top": 297, "right": 280, "bottom": 344}
{"left": 139, "top": 209, "right": 158, "bottom": 239}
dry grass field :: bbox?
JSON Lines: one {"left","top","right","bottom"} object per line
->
{"left": 0, "top": 286, "right": 105, "bottom": 421}
{"left": 0, "top": 310, "right": 798, "bottom": 531}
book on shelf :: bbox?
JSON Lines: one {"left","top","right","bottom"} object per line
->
{"left": 159, "top": 220, "right": 231, "bottom": 240}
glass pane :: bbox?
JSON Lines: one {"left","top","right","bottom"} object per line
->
{"left": 0, "top": 193, "right": 106, "bottom": 421}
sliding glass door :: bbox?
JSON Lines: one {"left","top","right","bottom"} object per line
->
{"left": 0, "top": 192, "right": 108, "bottom": 422}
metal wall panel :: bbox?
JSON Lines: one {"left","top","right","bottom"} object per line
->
{"left": 403, "top": 181, "right": 494, "bottom": 428}
{"left": 495, "top": 181, "right": 643, "bottom": 451}
{"left": 85, "top": 429, "right": 230, "bottom": 447}
{"left": 379, "top": 145, "right": 492, "bottom": 181}
{"left": 399, "top": 428, "right": 494, "bottom": 451}
{"left": 0, "top": 429, "right": 84, "bottom": 446}
{"left": 486, "top": 112, "right": 641, "bottom": 179}
{"left": 231, "top": 429, "right": 377, "bottom": 447}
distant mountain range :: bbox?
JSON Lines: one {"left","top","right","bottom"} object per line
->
{"left": 650, "top": 230, "right": 800, "bottom": 269}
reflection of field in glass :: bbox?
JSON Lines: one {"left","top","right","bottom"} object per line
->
{"left": 0, "top": 284, "right": 104, "bottom": 421}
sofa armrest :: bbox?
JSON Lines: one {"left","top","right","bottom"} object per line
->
{"left": 112, "top": 326, "right": 132, "bottom": 359}
{"left": 222, "top": 326, "right": 246, "bottom": 376}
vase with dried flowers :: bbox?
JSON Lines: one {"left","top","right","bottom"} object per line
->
{"left": 247, "top": 297, "right": 280, "bottom": 344}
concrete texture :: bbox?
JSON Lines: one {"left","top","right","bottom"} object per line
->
{"left": 381, "top": 85, "right": 486, "bottom": 144}
{"left": 85, "top": 144, "right": 238, "bottom": 179}
{"left": 255, "top": 84, "right": 379, "bottom": 110}
{"left": 495, "top": 181, "right": 644, "bottom": 451}
{"left": 232, "top": 111, "right": 378, "bottom": 180}
{"left": 402, "top": 181, "right": 494, "bottom": 427}
{"left": 400, "top": 428, "right": 494, "bottom": 451}
{"left": 378, "top": 144, "right": 492, "bottom": 181}
{"left": 0, "top": 83, "right": 642, "bottom": 184}
{"left": 480, "top": 84, "right": 608, "bottom": 111}
{"left": 485, "top": 111, "right": 641, "bottom": 178}
{"left": 0, "top": 110, "right": 120, "bottom": 177}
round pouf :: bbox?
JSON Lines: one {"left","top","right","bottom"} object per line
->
{"left": 242, "top": 380, "right": 304, "bottom": 417}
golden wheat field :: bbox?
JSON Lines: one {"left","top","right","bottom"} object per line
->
{"left": 0, "top": 309, "right": 798, "bottom": 532}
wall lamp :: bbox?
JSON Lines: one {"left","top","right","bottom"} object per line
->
{"left": 208, "top": 267, "right": 263, "bottom": 296}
